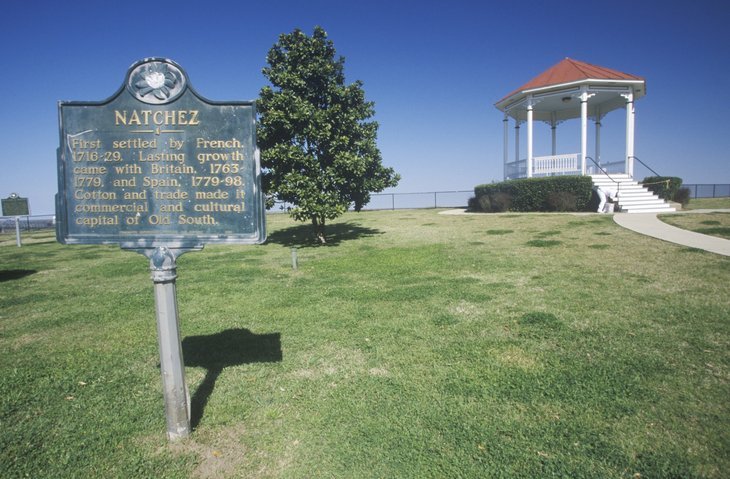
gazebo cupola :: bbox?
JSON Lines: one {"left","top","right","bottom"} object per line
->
{"left": 496, "top": 58, "right": 646, "bottom": 180}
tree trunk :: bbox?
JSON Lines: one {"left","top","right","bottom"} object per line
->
{"left": 312, "top": 216, "right": 327, "bottom": 244}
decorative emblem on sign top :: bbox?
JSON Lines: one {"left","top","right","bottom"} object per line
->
{"left": 127, "top": 60, "right": 185, "bottom": 104}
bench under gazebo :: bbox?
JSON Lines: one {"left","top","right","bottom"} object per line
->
{"left": 495, "top": 58, "right": 674, "bottom": 213}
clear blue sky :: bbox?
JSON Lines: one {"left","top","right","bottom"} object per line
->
{"left": 1, "top": 0, "right": 728, "bottom": 215}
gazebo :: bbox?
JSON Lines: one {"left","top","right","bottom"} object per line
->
{"left": 496, "top": 58, "right": 645, "bottom": 180}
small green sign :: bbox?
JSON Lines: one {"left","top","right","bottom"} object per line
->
{"left": 56, "top": 58, "right": 266, "bottom": 248}
{"left": 2, "top": 194, "right": 30, "bottom": 216}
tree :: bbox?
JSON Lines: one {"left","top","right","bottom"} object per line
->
{"left": 257, "top": 26, "right": 400, "bottom": 244}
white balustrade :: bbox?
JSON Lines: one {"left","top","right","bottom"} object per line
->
{"left": 532, "top": 153, "right": 580, "bottom": 175}
{"left": 504, "top": 159, "right": 527, "bottom": 180}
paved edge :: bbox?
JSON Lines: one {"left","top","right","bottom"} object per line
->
{"left": 613, "top": 212, "right": 730, "bottom": 257}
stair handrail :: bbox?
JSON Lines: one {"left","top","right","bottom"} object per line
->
{"left": 629, "top": 156, "right": 675, "bottom": 191}
{"left": 628, "top": 156, "right": 661, "bottom": 177}
{"left": 585, "top": 156, "right": 621, "bottom": 196}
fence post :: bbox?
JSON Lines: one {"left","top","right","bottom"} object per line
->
{"left": 391, "top": 194, "right": 395, "bottom": 210}
{"left": 434, "top": 192, "right": 437, "bottom": 208}
{"left": 713, "top": 184, "right": 716, "bottom": 198}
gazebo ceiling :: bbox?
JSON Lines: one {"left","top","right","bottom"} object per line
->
{"left": 495, "top": 58, "right": 646, "bottom": 123}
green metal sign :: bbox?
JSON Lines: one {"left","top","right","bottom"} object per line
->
{"left": 2, "top": 194, "right": 30, "bottom": 216}
{"left": 56, "top": 58, "right": 266, "bottom": 248}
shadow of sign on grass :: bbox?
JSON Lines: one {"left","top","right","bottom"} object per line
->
{"left": 182, "top": 328, "right": 282, "bottom": 429}
{"left": 266, "top": 221, "right": 382, "bottom": 247}
{"left": 0, "top": 269, "right": 37, "bottom": 282}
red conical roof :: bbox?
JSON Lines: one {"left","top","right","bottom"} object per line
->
{"left": 520, "top": 58, "right": 642, "bottom": 90}
{"left": 499, "top": 58, "right": 644, "bottom": 104}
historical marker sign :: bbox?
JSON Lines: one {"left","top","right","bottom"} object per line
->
{"left": 2, "top": 193, "right": 30, "bottom": 216}
{"left": 57, "top": 59, "right": 267, "bottom": 440}
{"left": 56, "top": 58, "right": 266, "bottom": 248}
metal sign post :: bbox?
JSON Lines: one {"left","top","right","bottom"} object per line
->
{"left": 56, "top": 58, "right": 266, "bottom": 441}
{"left": 140, "top": 246, "right": 199, "bottom": 439}
{"left": 15, "top": 217, "right": 21, "bottom": 248}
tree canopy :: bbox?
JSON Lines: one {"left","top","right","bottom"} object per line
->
{"left": 257, "top": 26, "right": 399, "bottom": 243}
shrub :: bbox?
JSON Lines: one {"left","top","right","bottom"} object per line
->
{"left": 467, "top": 196, "right": 479, "bottom": 211}
{"left": 673, "top": 187, "right": 691, "bottom": 206}
{"left": 546, "top": 191, "right": 578, "bottom": 212}
{"left": 474, "top": 176, "right": 593, "bottom": 212}
{"left": 467, "top": 190, "right": 511, "bottom": 213}
{"left": 489, "top": 192, "right": 512, "bottom": 212}
{"left": 642, "top": 176, "right": 682, "bottom": 200}
{"left": 588, "top": 190, "right": 601, "bottom": 212}
{"left": 478, "top": 195, "right": 491, "bottom": 212}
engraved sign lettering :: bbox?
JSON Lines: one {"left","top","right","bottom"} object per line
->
{"left": 56, "top": 58, "right": 266, "bottom": 248}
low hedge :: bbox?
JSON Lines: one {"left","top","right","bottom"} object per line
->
{"left": 641, "top": 176, "right": 682, "bottom": 201}
{"left": 473, "top": 176, "right": 594, "bottom": 212}
{"left": 673, "top": 187, "right": 691, "bottom": 206}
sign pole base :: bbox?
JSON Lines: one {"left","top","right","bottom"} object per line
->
{"left": 15, "top": 216, "right": 21, "bottom": 247}
{"left": 138, "top": 246, "right": 200, "bottom": 441}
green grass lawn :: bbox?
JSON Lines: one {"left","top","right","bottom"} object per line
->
{"left": 1, "top": 210, "right": 729, "bottom": 478}
{"left": 658, "top": 198, "right": 730, "bottom": 240}
{"left": 683, "top": 197, "right": 730, "bottom": 210}
{"left": 660, "top": 212, "right": 730, "bottom": 240}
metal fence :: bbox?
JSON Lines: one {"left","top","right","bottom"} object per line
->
{"left": 683, "top": 184, "right": 730, "bottom": 199}
{"left": 363, "top": 190, "right": 473, "bottom": 210}
{"left": 270, "top": 190, "right": 474, "bottom": 213}
{"left": 0, "top": 215, "right": 55, "bottom": 233}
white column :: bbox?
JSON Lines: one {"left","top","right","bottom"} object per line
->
{"left": 503, "top": 115, "right": 509, "bottom": 179}
{"left": 623, "top": 89, "right": 635, "bottom": 177}
{"left": 579, "top": 87, "right": 594, "bottom": 175}
{"left": 526, "top": 96, "right": 534, "bottom": 178}
{"left": 595, "top": 106, "right": 602, "bottom": 169}
{"left": 514, "top": 122, "right": 520, "bottom": 173}
{"left": 550, "top": 112, "right": 557, "bottom": 156}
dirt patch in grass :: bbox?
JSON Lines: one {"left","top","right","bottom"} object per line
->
{"left": 498, "top": 346, "right": 541, "bottom": 372}
{"left": 165, "top": 425, "right": 248, "bottom": 479}
{"left": 448, "top": 300, "right": 483, "bottom": 320}
{"left": 291, "top": 345, "right": 367, "bottom": 381}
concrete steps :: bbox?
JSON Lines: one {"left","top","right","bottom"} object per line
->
{"left": 590, "top": 174, "right": 676, "bottom": 213}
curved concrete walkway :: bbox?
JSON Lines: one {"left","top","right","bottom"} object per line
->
{"left": 613, "top": 210, "right": 730, "bottom": 256}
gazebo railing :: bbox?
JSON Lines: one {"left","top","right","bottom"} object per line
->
{"left": 504, "top": 159, "right": 527, "bottom": 180}
{"left": 586, "top": 160, "right": 624, "bottom": 175}
{"left": 507, "top": 154, "right": 632, "bottom": 179}
{"left": 533, "top": 153, "right": 580, "bottom": 175}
